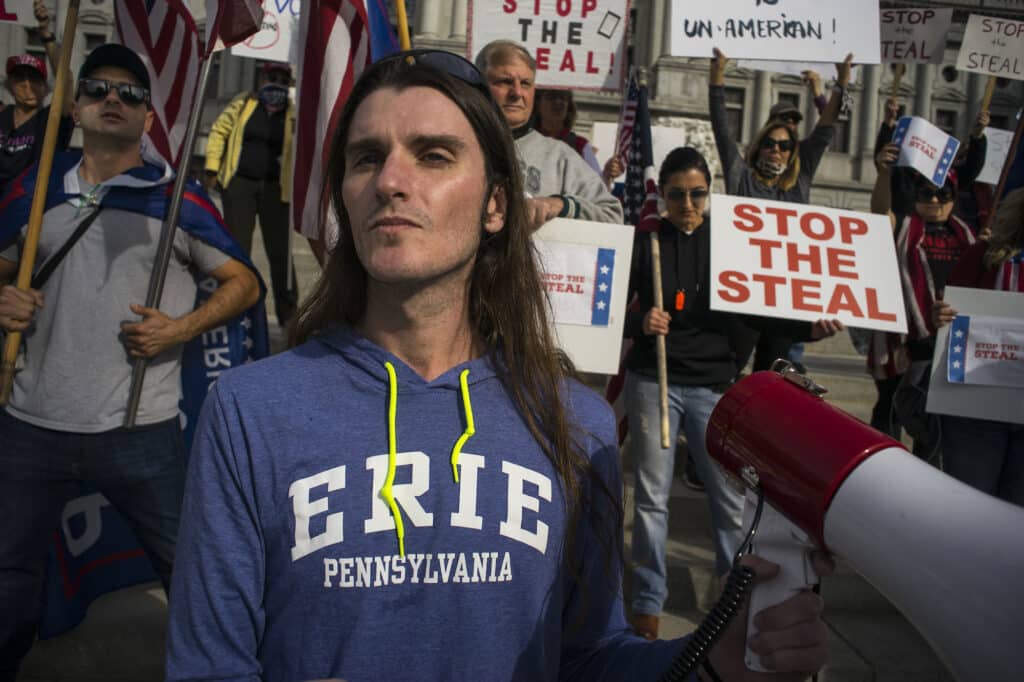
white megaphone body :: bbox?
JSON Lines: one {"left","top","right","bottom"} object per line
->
{"left": 705, "top": 366, "right": 1024, "bottom": 682}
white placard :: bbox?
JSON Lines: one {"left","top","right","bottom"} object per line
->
{"left": 891, "top": 116, "right": 960, "bottom": 188}
{"left": 0, "top": 0, "right": 34, "bottom": 27}
{"left": 928, "top": 287, "right": 1024, "bottom": 425}
{"left": 945, "top": 314, "right": 1024, "bottom": 388}
{"left": 231, "top": 0, "right": 300, "bottom": 63}
{"left": 735, "top": 60, "right": 860, "bottom": 85}
{"left": 668, "top": 0, "right": 881, "bottom": 64}
{"left": 977, "top": 127, "right": 1015, "bottom": 186}
{"left": 591, "top": 119, "right": 721, "bottom": 184}
{"left": 468, "top": 0, "right": 628, "bottom": 91}
{"left": 879, "top": 7, "right": 952, "bottom": 64}
{"left": 533, "top": 218, "right": 634, "bottom": 374}
{"left": 955, "top": 14, "right": 1024, "bottom": 81}
{"left": 709, "top": 194, "right": 907, "bottom": 334}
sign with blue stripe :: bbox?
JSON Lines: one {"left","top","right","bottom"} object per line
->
{"left": 591, "top": 248, "right": 616, "bottom": 326}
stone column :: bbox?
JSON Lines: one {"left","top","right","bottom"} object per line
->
{"left": 913, "top": 63, "right": 934, "bottom": 119}
{"left": 659, "top": 0, "right": 673, "bottom": 59}
{"left": 449, "top": 0, "right": 467, "bottom": 41}
{"left": 858, "top": 64, "right": 881, "bottom": 176}
{"left": 753, "top": 70, "right": 772, "bottom": 130}
{"left": 415, "top": 0, "right": 442, "bottom": 38}
{"left": 965, "top": 72, "right": 986, "bottom": 139}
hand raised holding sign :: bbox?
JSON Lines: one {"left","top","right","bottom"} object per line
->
{"left": 810, "top": 318, "right": 845, "bottom": 339}
{"left": 710, "top": 47, "right": 729, "bottom": 86}
{"left": 835, "top": 53, "right": 854, "bottom": 88}
{"left": 874, "top": 142, "right": 900, "bottom": 172}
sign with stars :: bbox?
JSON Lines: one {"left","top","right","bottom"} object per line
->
{"left": 891, "top": 116, "right": 961, "bottom": 188}
{"left": 928, "top": 286, "right": 1024, "bottom": 425}
{"left": 533, "top": 218, "right": 634, "bottom": 374}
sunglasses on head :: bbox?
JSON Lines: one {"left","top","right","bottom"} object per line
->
{"left": 780, "top": 114, "right": 802, "bottom": 124}
{"left": 760, "top": 137, "right": 795, "bottom": 152}
{"left": 265, "top": 71, "right": 290, "bottom": 86}
{"left": 665, "top": 187, "right": 709, "bottom": 202}
{"left": 77, "top": 78, "right": 150, "bottom": 106}
{"left": 915, "top": 186, "right": 955, "bottom": 202}
{"left": 377, "top": 49, "right": 489, "bottom": 95}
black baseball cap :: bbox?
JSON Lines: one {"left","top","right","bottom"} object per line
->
{"left": 78, "top": 43, "right": 151, "bottom": 91}
{"left": 769, "top": 102, "right": 802, "bottom": 122}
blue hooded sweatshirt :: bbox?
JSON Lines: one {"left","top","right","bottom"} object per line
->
{"left": 165, "top": 325, "right": 691, "bottom": 681}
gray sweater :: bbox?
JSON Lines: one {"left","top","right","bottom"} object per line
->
{"left": 514, "top": 128, "right": 624, "bottom": 224}
{"left": 709, "top": 84, "right": 832, "bottom": 204}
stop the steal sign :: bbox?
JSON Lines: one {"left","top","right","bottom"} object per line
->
{"left": 710, "top": 195, "right": 908, "bottom": 334}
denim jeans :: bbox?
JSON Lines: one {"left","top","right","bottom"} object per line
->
{"left": 941, "top": 414, "right": 1024, "bottom": 506}
{"left": 0, "top": 410, "right": 185, "bottom": 677}
{"left": 625, "top": 372, "right": 744, "bottom": 616}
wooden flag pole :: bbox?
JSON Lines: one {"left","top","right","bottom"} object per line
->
{"left": 395, "top": 0, "right": 411, "bottom": 50}
{"left": 122, "top": 54, "right": 214, "bottom": 427}
{"left": 1, "top": 0, "right": 80, "bottom": 405}
{"left": 980, "top": 75, "right": 997, "bottom": 114}
{"left": 890, "top": 62, "right": 906, "bottom": 99}
{"left": 649, "top": 233, "right": 671, "bottom": 449}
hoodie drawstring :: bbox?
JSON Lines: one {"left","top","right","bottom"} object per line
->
{"left": 381, "top": 362, "right": 406, "bottom": 557}
{"left": 450, "top": 369, "right": 476, "bottom": 483}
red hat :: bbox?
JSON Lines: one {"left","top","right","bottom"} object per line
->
{"left": 261, "top": 61, "right": 291, "bottom": 76}
{"left": 6, "top": 54, "right": 47, "bottom": 81}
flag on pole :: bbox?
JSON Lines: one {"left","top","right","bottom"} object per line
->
{"left": 114, "top": 0, "right": 203, "bottom": 166}
{"left": 291, "top": 0, "right": 398, "bottom": 248}
{"left": 204, "top": 0, "right": 264, "bottom": 56}
{"left": 606, "top": 70, "right": 660, "bottom": 443}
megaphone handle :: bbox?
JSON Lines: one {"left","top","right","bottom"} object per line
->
{"left": 743, "top": 502, "right": 818, "bottom": 672}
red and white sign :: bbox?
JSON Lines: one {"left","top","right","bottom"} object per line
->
{"left": 710, "top": 195, "right": 907, "bottom": 334}
{"left": 880, "top": 7, "right": 952, "bottom": 64}
{"left": 0, "top": 0, "right": 35, "bottom": 27}
{"left": 232, "top": 0, "right": 300, "bottom": 62}
{"left": 468, "top": 0, "right": 628, "bottom": 91}
{"left": 956, "top": 14, "right": 1024, "bottom": 81}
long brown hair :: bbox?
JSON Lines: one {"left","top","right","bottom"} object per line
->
{"left": 985, "top": 187, "right": 1024, "bottom": 270}
{"left": 746, "top": 120, "right": 801, "bottom": 191}
{"left": 289, "top": 54, "right": 621, "bottom": 592}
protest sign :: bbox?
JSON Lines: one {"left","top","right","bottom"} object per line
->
{"left": 668, "top": 0, "right": 880, "bottom": 64}
{"left": 735, "top": 60, "right": 860, "bottom": 84}
{"left": 0, "top": 0, "right": 35, "bottom": 27}
{"left": 231, "top": 0, "right": 300, "bottom": 63}
{"left": 956, "top": 14, "right": 1024, "bottom": 80}
{"left": 533, "top": 218, "right": 634, "bottom": 373}
{"left": 891, "top": 115, "right": 960, "bottom": 188}
{"left": 592, "top": 119, "right": 720, "bottom": 183}
{"left": 977, "top": 126, "right": 1015, "bottom": 185}
{"left": 709, "top": 194, "right": 907, "bottom": 334}
{"left": 468, "top": 0, "right": 628, "bottom": 91}
{"left": 879, "top": 7, "right": 952, "bottom": 64}
{"left": 946, "top": 314, "right": 1024, "bottom": 388}
{"left": 928, "top": 286, "right": 1024, "bottom": 425}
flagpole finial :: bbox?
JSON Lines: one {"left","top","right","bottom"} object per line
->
{"left": 636, "top": 66, "right": 649, "bottom": 88}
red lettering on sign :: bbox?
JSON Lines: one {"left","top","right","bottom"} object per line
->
{"left": 0, "top": 0, "right": 17, "bottom": 20}
{"left": 535, "top": 47, "right": 550, "bottom": 70}
{"left": 791, "top": 279, "right": 823, "bottom": 312}
{"left": 752, "top": 274, "right": 787, "bottom": 307}
{"left": 825, "top": 284, "right": 865, "bottom": 318}
{"left": 559, "top": 50, "right": 575, "bottom": 72}
{"left": 503, "top": 0, "right": 517, "bottom": 13}
{"left": 826, "top": 248, "right": 858, "bottom": 278}
{"left": 717, "top": 271, "right": 750, "bottom": 303}
{"left": 734, "top": 203, "right": 763, "bottom": 232}
{"left": 865, "top": 288, "right": 898, "bottom": 322}
{"left": 749, "top": 238, "right": 782, "bottom": 268}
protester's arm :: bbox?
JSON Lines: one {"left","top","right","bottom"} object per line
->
{"left": 558, "top": 150, "right": 625, "bottom": 224}
{"left": 958, "top": 110, "right": 990, "bottom": 187}
{"left": 165, "top": 381, "right": 264, "bottom": 682}
{"left": 815, "top": 54, "right": 853, "bottom": 129}
{"left": 871, "top": 143, "right": 899, "bottom": 231}
{"left": 121, "top": 257, "right": 259, "bottom": 359}
{"left": 204, "top": 96, "right": 246, "bottom": 190}
{"left": 874, "top": 98, "right": 900, "bottom": 157}
{"left": 34, "top": 0, "right": 72, "bottom": 116}
{"left": 708, "top": 49, "right": 743, "bottom": 190}
{"left": 0, "top": 256, "right": 45, "bottom": 334}
{"left": 804, "top": 70, "right": 826, "bottom": 115}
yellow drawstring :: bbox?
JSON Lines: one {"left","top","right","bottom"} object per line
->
{"left": 381, "top": 362, "right": 406, "bottom": 557}
{"left": 450, "top": 369, "right": 476, "bottom": 483}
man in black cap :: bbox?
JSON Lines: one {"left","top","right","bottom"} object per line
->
{"left": 0, "top": 0, "right": 74, "bottom": 198}
{"left": 0, "top": 43, "right": 260, "bottom": 678}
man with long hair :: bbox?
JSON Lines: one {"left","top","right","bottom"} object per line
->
{"left": 166, "top": 51, "right": 829, "bottom": 681}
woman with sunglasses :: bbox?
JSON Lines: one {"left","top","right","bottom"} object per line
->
{"left": 872, "top": 142, "right": 977, "bottom": 459}
{"left": 709, "top": 48, "right": 853, "bottom": 372}
{"left": 930, "top": 187, "right": 1024, "bottom": 505}
{"left": 624, "top": 147, "right": 841, "bottom": 641}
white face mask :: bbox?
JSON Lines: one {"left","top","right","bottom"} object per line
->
{"left": 756, "top": 156, "right": 786, "bottom": 177}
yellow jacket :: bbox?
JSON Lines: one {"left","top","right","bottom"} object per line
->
{"left": 204, "top": 92, "right": 295, "bottom": 202}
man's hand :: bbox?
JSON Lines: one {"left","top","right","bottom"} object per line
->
{"left": 707, "top": 553, "right": 833, "bottom": 681}
{"left": 883, "top": 97, "right": 900, "bottom": 126}
{"left": 972, "top": 110, "right": 990, "bottom": 139}
{"left": 34, "top": 0, "right": 50, "bottom": 34}
{"left": 643, "top": 308, "right": 671, "bottom": 336}
{"left": 835, "top": 54, "right": 854, "bottom": 89}
{"left": 0, "top": 285, "right": 43, "bottom": 333}
{"left": 932, "top": 300, "right": 957, "bottom": 329}
{"left": 810, "top": 318, "right": 844, "bottom": 340}
{"left": 526, "top": 196, "right": 564, "bottom": 232}
{"left": 875, "top": 142, "right": 899, "bottom": 173}
{"left": 603, "top": 156, "right": 624, "bottom": 186}
{"left": 710, "top": 48, "right": 729, "bottom": 86}
{"left": 802, "top": 70, "right": 822, "bottom": 97}
{"left": 121, "top": 303, "right": 188, "bottom": 359}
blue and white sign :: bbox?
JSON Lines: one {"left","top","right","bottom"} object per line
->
{"left": 891, "top": 116, "right": 960, "bottom": 188}
{"left": 947, "top": 313, "right": 1024, "bottom": 387}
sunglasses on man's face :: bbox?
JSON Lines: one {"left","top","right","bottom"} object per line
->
{"left": 665, "top": 187, "right": 709, "bottom": 202}
{"left": 915, "top": 186, "right": 955, "bottom": 203}
{"left": 760, "top": 138, "right": 795, "bottom": 152}
{"left": 77, "top": 78, "right": 150, "bottom": 106}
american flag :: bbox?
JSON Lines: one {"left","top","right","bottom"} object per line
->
{"left": 204, "top": 0, "right": 264, "bottom": 56}
{"left": 114, "top": 0, "right": 203, "bottom": 166}
{"left": 291, "top": 0, "right": 397, "bottom": 248}
{"left": 606, "top": 70, "right": 661, "bottom": 443}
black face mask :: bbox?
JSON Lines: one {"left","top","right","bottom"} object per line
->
{"left": 258, "top": 84, "right": 288, "bottom": 112}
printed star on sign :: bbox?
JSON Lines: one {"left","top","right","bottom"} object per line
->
{"left": 600, "top": 265, "right": 610, "bottom": 275}
{"left": 955, "top": 330, "right": 964, "bottom": 338}
{"left": 952, "top": 360, "right": 961, "bottom": 369}
{"left": 954, "top": 345, "right": 963, "bottom": 353}
{"left": 596, "top": 301, "right": 606, "bottom": 310}
{"left": 599, "top": 283, "right": 608, "bottom": 292}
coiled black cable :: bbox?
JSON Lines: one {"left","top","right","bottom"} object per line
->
{"left": 658, "top": 485, "right": 764, "bottom": 682}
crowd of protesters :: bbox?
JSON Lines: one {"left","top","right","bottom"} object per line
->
{"left": 0, "top": 19, "right": 1020, "bottom": 682}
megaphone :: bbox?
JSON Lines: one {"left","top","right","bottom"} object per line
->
{"left": 705, "top": 366, "right": 1024, "bottom": 681}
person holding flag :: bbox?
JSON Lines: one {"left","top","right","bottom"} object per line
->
{"left": 0, "top": 0, "right": 74, "bottom": 198}
{"left": 0, "top": 43, "right": 261, "bottom": 676}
